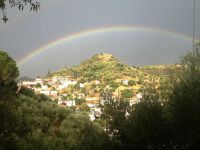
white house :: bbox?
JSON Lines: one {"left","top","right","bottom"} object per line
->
{"left": 87, "top": 103, "right": 96, "bottom": 108}
{"left": 50, "top": 91, "right": 58, "bottom": 96}
{"left": 122, "top": 80, "right": 129, "bottom": 85}
{"left": 58, "top": 100, "right": 76, "bottom": 107}
{"left": 52, "top": 76, "right": 60, "bottom": 83}
{"left": 136, "top": 93, "right": 143, "bottom": 103}
{"left": 66, "top": 100, "right": 76, "bottom": 107}
{"left": 58, "top": 83, "right": 68, "bottom": 90}
{"left": 40, "top": 90, "right": 51, "bottom": 95}
{"left": 22, "top": 81, "right": 37, "bottom": 88}
{"left": 89, "top": 111, "right": 95, "bottom": 121}
{"left": 136, "top": 93, "right": 142, "bottom": 99}
{"left": 94, "top": 108, "right": 101, "bottom": 118}
{"left": 77, "top": 93, "right": 85, "bottom": 99}
{"left": 68, "top": 80, "right": 77, "bottom": 85}
{"left": 35, "top": 78, "right": 43, "bottom": 84}
{"left": 95, "top": 80, "right": 100, "bottom": 85}
{"left": 41, "top": 85, "right": 48, "bottom": 90}
{"left": 86, "top": 97, "right": 96, "bottom": 101}
{"left": 79, "top": 83, "right": 85, "bottom": 88}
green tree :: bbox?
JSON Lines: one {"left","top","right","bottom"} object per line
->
{"left": 79, "top": 103, "right": 90, "bottom": 111}
{"left": 121, "top": 89, "right": 133, "bottom": 99}
{"left": 0, "top": 51, "right": 19, "bottom": 150}
{"left": 101, "top": 98, "right": 131, "bottom": 150}
{"left": 0, "top": 51, "right": 19, "bottom": 86}
{"left": 128, "top": 80, "right": 136, "bottom": 86}
{"left": 57, "top": 113, "right": 109, "bottom": 150}
{"left": 167, "top": 49, "right": 200, "bottom": 149}
{"left": 75, "top": 98, "right": 86, "bottom": 105}
{"left": 36, "top": 83, "right": 41, "bottom": 88}
{"left": 125, "top": 87, "right": 169, "bottom": 150}
{"left": 109, "top": 80, "right": 119, "bottom": 90}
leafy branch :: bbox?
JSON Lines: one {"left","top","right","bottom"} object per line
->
{"left": 0, "top": 0, "right": 40, "bottom": 23}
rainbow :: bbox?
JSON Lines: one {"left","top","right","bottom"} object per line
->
{"left": 17, "top": 25, "right": 193, "bottom": 66}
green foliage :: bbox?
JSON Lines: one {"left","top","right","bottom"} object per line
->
{"left": 79, "top": 103, "right": 90, "bottom": 111}
{"left": 121, "top": 89, "right": 133, "bottom": 98}
{"left": 75, "top": 98, "right": 86, "bottom": 105}
{"left": 167, "top": 50, "right": 200, "bottom": 148}
{"left": 0, "top": 101, "right": 19, "bottom": 150}
{"left": 128, "top": 80, "right": 136, "bottom": 86}
{"left": 116, "top": 63, "right": 126, "bottom": 71}
{"left": 36, "top": 83, "right": 41, "bottom": 88}
{"left": 19, "top": 86, "right": 36, "bottom": 98}
{"left": 101, "top": 98, "right": 133, "bottom": 149}
{"left": 0, "top": 51, "right": 19, "bottom": 86}
{"left": 109, "top": 80, "right": 119, "bottom": 90}
{"left": 57, "top": 113, "right": 109, "bottom": 150}
{"left": 126, "top": 87, "right": 168, "bottom": 149}
{"left": 139, "top": 64, "right": 182, "bottom": 77}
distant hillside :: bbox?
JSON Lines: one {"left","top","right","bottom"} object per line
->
{"left": 17, "top": 76, "right": 34, "bottom": 81}
{"left": 139, "top": 64, "right": 182, "bottom": 76}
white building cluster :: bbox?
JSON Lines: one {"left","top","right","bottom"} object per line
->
{"left": 20, "top": 76, "right": 80, "bottom": 100}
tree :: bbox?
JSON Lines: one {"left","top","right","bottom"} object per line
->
{"left": 35, "top": 83, "right": 41, "bottom": 88}
{"left": 128, "top": 80, "right": 136, "bottom": 86}
{"left": 109, "top": 80, "right": 119, "bottom": 90}
{"left": 0, "top": 51, "right": 19, "bottom": 149}
{"left": 0, "top": 51, "right": 19, "bottom": 86}
{"left": 101, "top": 98, "right": 131, "bottom": 150}
{"left": 0, "top": 0, "right": 40, "bottom": 23}
{"left": 79, "top": 103, "right": 90, "bottom": 111}
{"left": 121, "top": 89, "right": 133, "bottom": 99}
{"left": 125, "top": 87, "right": 169, "bottom": 150}
{"left": 167, "top": 49, "right": 200, "bottom": 149}
{"left": 75, "top": 98, "right": 86, "bottom": 105}
{"left": 47, "top": 69, "right": 51, "bottom": 76}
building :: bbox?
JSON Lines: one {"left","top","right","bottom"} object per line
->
{"left": 35, "top": 78, "right": 43, "bottom": 84}
{"left": 40, "top": 90, "right": 51, "bottom": 96}
{"left": 22, "top": 81, "right": 37, "bottom": 88}
{"left": 79, "top": 83, "right": 85, "bottom": 88}
{"left": 122, "top": 80, "right": 129, "bottom": 85}
{"left": 58, "top": 100, "right": 76, "bottom": 107}
{"left": 50, "top": 91, "right": 58, "bottom": 96}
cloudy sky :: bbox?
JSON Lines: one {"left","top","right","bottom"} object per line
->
{"left": 0, "top": 0, "right": 200, "bottom": 77}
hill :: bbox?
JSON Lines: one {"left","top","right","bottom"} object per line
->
{"left": 17, "top": 76, "right": 34, "bottom": 81}
{"left": 48, "top": 53, "right": 161, "bottom": 99}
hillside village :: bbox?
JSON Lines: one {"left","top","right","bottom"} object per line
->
{"left": 19, "top": 53, "right": 170, "bottom": 119}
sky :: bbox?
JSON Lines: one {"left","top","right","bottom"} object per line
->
{"left": 0, "top": 0, "right": 200, "bottom": 77}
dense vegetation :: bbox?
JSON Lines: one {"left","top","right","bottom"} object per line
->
{"left": 1, "top": 49, "right": 200, "bottom": 150}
